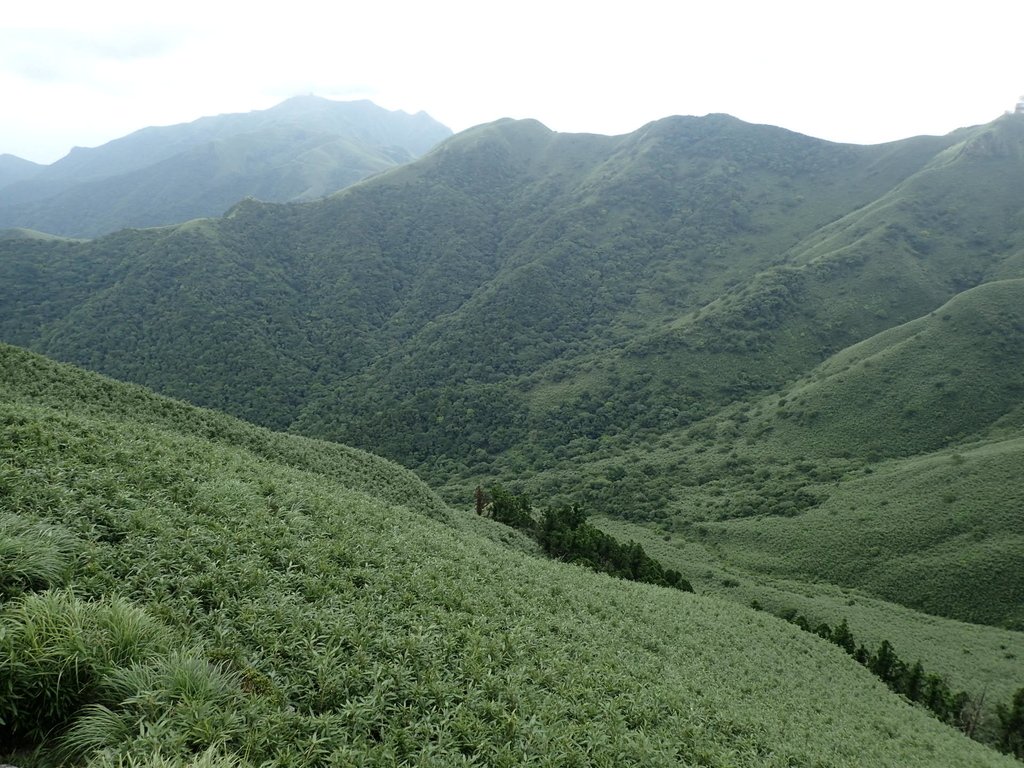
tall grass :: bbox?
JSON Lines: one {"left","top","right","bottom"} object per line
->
{"left": 0, "top": 515, "right": 75, "bottom": 599}
{"left": 62, "top": 653, "right": 248, "bottom": 762}
{"left": 0, "top": 590, "right": 172, "bottom": 744}
{"left": 1, "top": 346, "right": 1019, "bottom": 766}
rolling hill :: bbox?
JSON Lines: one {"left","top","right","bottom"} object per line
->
{"left": 0, "top": 96, "right": 451, "bottom": 237}
{"left": 1, "top": 110, "right": 1023, "bottom": 639}
{"left": 1, "top": 343, "right": 1019, "bottom": 766}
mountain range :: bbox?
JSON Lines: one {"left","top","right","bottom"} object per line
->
{"left": 0, "top": 96, "right": 451, "bottom": 237}
{"left": 1, "top": 102, "right": 1023, "bottom": 764}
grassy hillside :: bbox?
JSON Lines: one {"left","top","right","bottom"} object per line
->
{"left": 0, "top": 344, "right": 445, "bottom": 521}
{"left": 505, "top": 281, "right": 1024, "bottom": 628}
{"left": 1, "top": 112, "right": 1023, "bottom": 639}
{"left": 697, "top": 436, "right": 1024, "bottom": 628}
{"left": 594, "top": 513, "right": 1024, "bottom": 743}
{"left": 682, "top": 281, "right": 1024, "bottom": 627}
{"left": 1, "top": 344, "right": 1018, "bottom": 767}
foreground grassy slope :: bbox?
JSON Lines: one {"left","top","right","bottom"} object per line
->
{"left": 0, "top": 343, "right": 445, "bottom": 520}
{"left": 1, "top": 345, "right": 1016, "bottom": 767}
{"left": 594, "top": 514, "right": 1024, "bottom": 743}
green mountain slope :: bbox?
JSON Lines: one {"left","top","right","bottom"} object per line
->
{"left": 0, "top": 97, "right": 451, "bottom": 237}
{"left": 0, "top": 113, "right": 970, "bottom": 443}
{"left": 701, "top": 435, "right": 1024, "bottom": 627}
{"left": 594, "top": 512, "right": 1024, "bottom": 741}
{"left": 741, "top": 278, "right": 1024, "bottom": 461}
{"left": 639, "top": 281, "right": 1024, "bottom": 626}
{"left": 516, "top": 281, "right": 1024, "bottom": 627}
{"left": 2, "top": 112, "right": 1023, "bottom": 635}
{"left": 1, "top": 344, "right": 1017, "bottom": 767}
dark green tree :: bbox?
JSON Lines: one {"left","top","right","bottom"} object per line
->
{"left": 489, "top": 484, "right": 534, "bottom": 530}
{"left": 487, "top": 488, "right": 692, "bottom": 593}
{"left": 853, "top": 644, "right": 870, "bottom": 665}
{"left": 831, "top": 618, "right": 856, "bottom": 655}
{"left": 869, "top": 640, "right": 902, "bottom": 685}
{"left": 900, "top": 660, "right": 926, "bottom": 703}
{"left": 922, "top": 673, "right": 954, "bottom": 722}
{"left": 997, "top": 687, "right": 1024, "bottom": 758}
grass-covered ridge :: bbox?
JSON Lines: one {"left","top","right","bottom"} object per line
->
{"left": 1, "top": 344, "right": 1017, "bottom": 767}
{"left": 675, "top": 280, "right": 1024, "bottom": 628}
{"left": 0, "top": 343, "right": 445, "bottom": 520}
{"left": 503, "top": 279, "right": 1024, "bottom": 631}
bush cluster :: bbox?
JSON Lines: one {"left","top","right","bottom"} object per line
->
{"left": 487, "top": 485, "right": 693, "bottom": 592}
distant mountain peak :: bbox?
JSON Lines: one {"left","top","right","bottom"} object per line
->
{"left": 0, "top": 97, "right": 452, "bottom": 237}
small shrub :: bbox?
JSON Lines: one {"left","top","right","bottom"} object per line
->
{"left": 0, "top": 516, "right": 76, "bottom": 599}
{"left": 0, "top": 590, "right": 172, "bottom": 744}
{"left": 63, "top": 652, "right": 248, "bottom": 762}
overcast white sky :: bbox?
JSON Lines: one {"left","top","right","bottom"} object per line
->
{"left": 2, "top": 1, "right": 1022, "bottom": 164}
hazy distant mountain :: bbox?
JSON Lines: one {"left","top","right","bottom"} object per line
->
{"left": 0, "top": 96, "right": 452, "bottom": 237}
{"left": 0, "top": 153, "right": 42, "bottom": 188}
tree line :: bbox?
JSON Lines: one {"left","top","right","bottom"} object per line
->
{"left": 772, "top": 606, "right": 1023, "bottom": 759}
{"left": 481, "top": 485, "right": 693, "bottom": 593}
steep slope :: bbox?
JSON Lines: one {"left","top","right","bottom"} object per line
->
{"left": 594, "top": 512, "right": 1024, "bottom": 741}
{"left": 741, "top": 278, "right": 1024, "bottom": 461}
{"left": 0, "top": 343, "right": 1017, "bottom": 767}
{"left": 702, "top": 435, "right": 1024, "bottom": 628}
{"left": 659, "top": 281, "right": 1024, "bottom": 627}
{"left": 545, "top": 281, "right": 1024, "bottom": 628}
{"left": 0, "top": 96, "right": 451, "bottom": 237}
{"left": 3, "top": 113, "right": 945, "bottom": 431}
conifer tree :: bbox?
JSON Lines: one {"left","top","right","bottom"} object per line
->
{"left": 831, "top": 619, "right": 856, "bottom": 655}
{"left": 997, "top": 687, "right": 1024, "bottom": 758}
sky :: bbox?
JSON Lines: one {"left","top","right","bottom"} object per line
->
{"left": 2, "top": 1, "right": 1023, "bottom": 164}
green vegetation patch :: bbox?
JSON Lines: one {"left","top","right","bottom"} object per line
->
{"left": 1, "top": 347, "right": 1018, "bottom": 766}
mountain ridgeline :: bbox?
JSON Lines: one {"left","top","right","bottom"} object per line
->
{"left": 2, "top": 110, "right": 1024, "bottom": 634}
{"left": 0, "top": 96, "right": 452, "bottom": 237}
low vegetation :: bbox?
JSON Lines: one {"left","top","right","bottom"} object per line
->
{"left": 592, "top": 513, "right": 1024, "bottom": 747}
{"left": 2, "top": 111, "right": 1024, "bottom": 766}
{"left": 2, "top": 345, "right": 1018, "bottom": 766}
